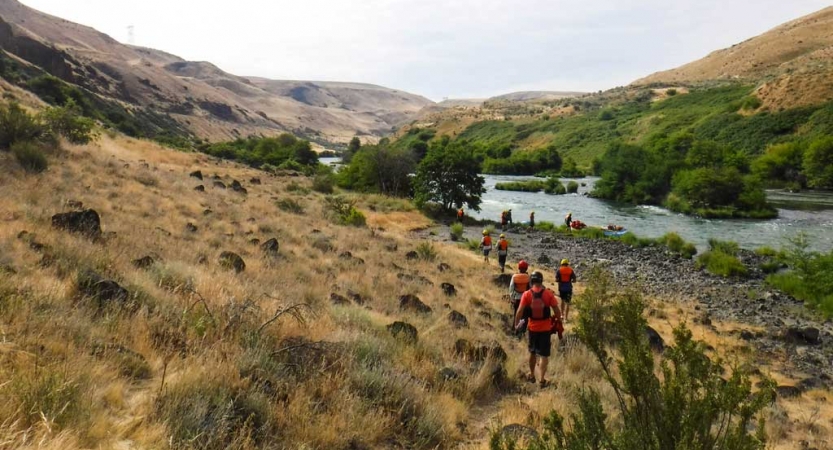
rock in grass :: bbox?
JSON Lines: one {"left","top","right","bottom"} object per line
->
{"left": 261, "top": 238, "right": 279, "bottom": 256}
{"left": 783, "top": 326, "right": 821, "bottom": 345}
{"left": 330, "top": 293, "right": 350, "bottom": 306}
{"left": 77, "top": 269, "right": 129, "bottom": 305}
{"left": 132, "top": 255, "right": 155, "bottom": 269}
{"left": 448, "top": 310, "right": 468, "bottom": 328}
{"left": 219, "top": 251, "right": 246, "bottom": 273}
{"left": 52, "top": 209, "right": 102, "bottom": 238}
{"left": 189, "top": 170, "right": 203, "bottom": 180}
{"left": 387, "top": 321, "right": 418, "bottom": 343}
{"left": 441, "top": 282, "right": 457, "bottom": 296}
{"left": 399, "top": 294, "right": 432, "bottom": 314}
{"left": 194, "top": 185, "right": 205, "bottom": 192}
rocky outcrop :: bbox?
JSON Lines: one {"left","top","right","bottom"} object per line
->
{"left": 52, "top": 209, "right": 102, "bottom": 237}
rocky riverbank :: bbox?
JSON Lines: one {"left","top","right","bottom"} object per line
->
{"left": 417, "top": 222, "right": 833, "bottom": 387}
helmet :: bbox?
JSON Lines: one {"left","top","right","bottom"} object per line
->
{"left": 530, "top": 271, "right": 544, "bottom": 284}
{"left": 482, "top": 229, "right": 489, "bottom": 235}
{"left": 561, "top": 259, "right": 569, "bottom": 266}
{"left": 518, "top": 260, "right": 529, "bottom": 271}
{"left": 499, "top": 234, "right": 506, "bottom": 238}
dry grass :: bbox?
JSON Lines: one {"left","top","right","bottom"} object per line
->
{"left": 0, "top": 134, "right": 829, "bottom": 449}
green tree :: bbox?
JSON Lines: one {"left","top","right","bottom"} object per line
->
{"left": 338, "top": 144, "right": 415, "bottom": 196}
{"left": 40, "top": 99, "right": 98, "bottom": 145}
{"left": 671, "top": 167, "right": 743, "bottom": 209}
{"left": 752, "top": 142, "right": 806, "bottom": 187}
{"left": 803, "top": 136, "right": 833, "bottom": 189}
{"left": 413, "top": 142, "right": 485, "bottom": 211}
{"left": 491, "top": 268, "right": 774, "bottom": 450}
{"left": 0, "top": 102, "right": 48, "bottom": 150}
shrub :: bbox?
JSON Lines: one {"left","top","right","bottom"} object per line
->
{"left": 697, "top": 250, "right": 748, "bottom": 278}
{"left": 766, "top": 234, "right": 833, "bottom": 315}
{"left": 754, "top": 246, "right": 779, "bottom": 258}
{"left": 464, "top": 239, "right": 481, "bottom": 253}
{"left": 666, "top": 88, "right": 678, "bottom": 96}
{"left": 494, "top": 180, "right": 545, "bottom": 192}
{"left": 12, "top": 141, "right": 48, "bottom": 173}
{"left": 659, "top": 232, "right": 697, "bottom": 258}
{"left": 535, "top": 221, "right": 557, "bottom": 232}
{"left": 41, "top": 99, "right": 98, "bottom": 145}
{"left": 576, "top": 227, "right": 604, "bottom": 239}
{"left": 760, "top": 260, "right": 781, "bottom": 274}
{"left": 492, "top": 268, "right": 774, "bottom": 450}
{"left": 0, "top": 102, "right": 47, "bottom": 149}
{"left": 543, "top": 177, "right": 567, "bottom": 195}
{"left": 708, "top": 238, "right": 740, "bottom": 256}
{"left": 276, "top": 198, "right": 304, "bottom": 214}
{"left": 312, "top": 173, "right": 335, "bottom": 194}
{"left": 286, "top": 181, "right": 310, "bottom": 194}
{"left": 416, "top": 242, "right": 438, "bottom": 261}
{"left": 325, "top": 196, "right": 366, "bottom": 227}
{"left": 566, "top": 181, "right": 579, "bottom": 193}
{"left": 450, "top": 222, "right": 464, "bottom": 241}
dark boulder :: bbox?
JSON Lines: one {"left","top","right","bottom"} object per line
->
{"left": 775, "top": 385, "right": 802, "bottom": 399}
{"left": 387, "top": 321, "right": 418, "bottom": 343}
{"left": 330, "top": 293, "right": 350, "bottom": 306}
{"left": 261, "top": 238, "right": 279, "bottom": 256}
{"left": 249, "top": 238, "right": 261, "bottom": 246}
{"left": 132, "top": 255, "right": 155, "bottom": 269}
{"left": 347, "top": 289, "right": 368, "bottom": 305}
{"left": 645, "top": 326, "right": 665, "bottom": 352}
{"left": 740, "top": 330, "right": 757, "bottom": 341}
{"left": 438, "top": 367, "right": 459, "bottom": 381}
{"left": 189, "top": 170, "right": 203, "bottom": 180}
{"left": 250, "top": 177, "right": 262, "bottom": 185}
{"left": 399, "top": 294, "right": 432, "bottom": 314}
{"left": 213, "top": 181, "right": 227, "bottom": 189}
{"left": 492, "top": 273, "right": 513, "bottom": 287}
{"left": 405, "top": 251, "right": 419, "bottom": 261}
{"left": 441, "top": 282, "right": 457, "bottom": 296}
{"left": 219, "top": 251, "right": 246, "bottom": 273}
{"left": 52, "top": 209, "right": 102, "bottom": 237}
{"left": 538, "top": 254, "right": 552, "bottom": 265}
{"left": 231, "top": 180, "right": 247, "bottom": 194}
{"left": 185, "top": 223, "right": 198, "bottom": 233}
{"left": 448, "top": 310, "right": 468, "bottom": 328}
{"left": 194, "top": 185, "right": 205, "bottom": 192}
{"left": 783, "top": 326, "right": 821, "bottom": 345}
{"left": 77, "top": 270, "right": 129, "bottom": 305}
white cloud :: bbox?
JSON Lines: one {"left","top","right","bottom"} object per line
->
{"left": 18, "top": 0, "right": 833, "bottom": 100}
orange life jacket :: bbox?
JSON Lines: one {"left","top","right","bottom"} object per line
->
{"left": 498, "top": 240, "right": 508, "bottom": 251}
{"left": 457, "top": 209, "right": 464, "bottom": 218}
{"left": 524, "top": 289, "right": 552, "bottom": 322}
{"left": 482, "top": 236, "right": 492, "bottom": 247}
{"left": 512, "top": 273, "right": 530, "bottom": 293}
{"left": 557, "top": 266, "right": 575, "bottom": 283}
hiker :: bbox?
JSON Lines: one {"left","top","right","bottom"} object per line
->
{"left": 509, "top": 259, "right": 530, "bottom": 319}
{"left": 529, "top": 211, "right": 535, "bottom": 230}
{"left": 514, "top": 271, "right": 562, "bottom": 388}
{"left": 507, "top": 209, "right": 513, "bottom": 225}
{"left": 564, "top": 212, "right": 572, "bottom": 229}
{"left": 556, "top": 259, "right": 577, "bottom": 321}
{"left": 479, "top": 229, "right": 492, "bottom": 263}
{"left": 500, "top": 211, "right": 508, "bottom": 231}
{"left": 457, "top": 207, "right": 464, "bottom": 222}
{"left": 497, "top": 234, "right": 509, "bottom": 273}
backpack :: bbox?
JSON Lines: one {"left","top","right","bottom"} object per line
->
{"left": 524, "top": 289, "right": 551, "bottom": 322}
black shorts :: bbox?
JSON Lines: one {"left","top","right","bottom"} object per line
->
{"left": 560, "top": 290, "right": 573, "bottom": 303}
{"left": 498, "top": 254, "right": 507, "bottom": 265}
{"left": 528, "top": 331, "right": 552, "bottom": 357}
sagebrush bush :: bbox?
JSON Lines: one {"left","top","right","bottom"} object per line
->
{"left": 12, "top": 141, "right": 49, "bottom": 173}
{"left": 708, "top": 238, "right": 740, "bottom": 255}
{"left": 697, "top": 250, "right": 748, "bottom": 278}
{"left": 450, "top": 222, "right": 464, "bottom": 241}
{"left": 276, "top": 198, "right": 304, "bottom": 214}
{"left": 0, "top": 102, "right": 47, "bottom": 149}
{"left": 325, "top": 195, "right": 366, "bottom": 227}
{"left": 416, "top": 242, "right": 437, "bottom": 261}
{"left": 312, "top": 173, "right": 335, "bottom": 194}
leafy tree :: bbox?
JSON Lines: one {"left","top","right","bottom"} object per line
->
{"left": 491, "top": 268, "right": 774, "bottom": 450}
{"left": 0, "top": 102, "right": 48, "bottom": 149}
{"left": 40, "top": 99, "right": 98, "bottom": 145}
{"left": 413, "top": 141, "right": 486, "bottom": 211}
{"left": 803, "top": 136, "right": 833, "bottom": 189}
{"left": 671, "top": 167, "right": 743, "bottom": 209}
{"left": 751, "top": 142, "right": 806, "bottom": 187}
{"left": 338, "top": 144, "right": 415, "bottom": 196}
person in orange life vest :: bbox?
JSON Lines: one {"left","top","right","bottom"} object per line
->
{"left": 509, "top": 260, "right": 530, "bottom": 321}
{"left": 514, "top": 271, "right": 562, "bottom": 388}
{"left": 500, "top": 211, "right": 508, "bottom": 231}
{"left": 556, "top": 259, "right": 577, "bottom": 321}
{"left": 479, "top": 229, "right": 492, "bottom": 263}
{"left": 457, "top": 207, "right": 464, "bottom": 222}
{"left": 496, "top": 234, "right": 509, "bottom": 273}
{"left": 529, "top": 211, "right": 535, "bottom": 230}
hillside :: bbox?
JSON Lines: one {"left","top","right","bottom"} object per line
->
{"left": 490, "top": 90, "right": 586, "bottom": 102}
{"left": 634, "top": 6, "right": 833, "bottom": 110}
{"left": 0, "top": 0, "right": 434, "bottom": 145}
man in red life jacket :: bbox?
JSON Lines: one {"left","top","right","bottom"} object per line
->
{"left": 514, "top": 271, "right": 562, "bottom": 388}
{"left": 556, "top": 259, "right": 577, "bottom": 321}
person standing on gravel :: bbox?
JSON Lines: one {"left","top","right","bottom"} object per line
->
{"left": 480, "top": 230, "right": 492, "bottom": 263}
{"left": 564, "top": 212, "right": 573, "bottom": 229}
{"left": 457, "top": 207, "right": 464, "bottom": 222}
{"left": 500, "top": 211, "right": 508, "bottom": 231}
{"left": 529, "top": 211, "right": 535, "bottom": 230}
{"left": 497, "top": 234, "right": 509, "bottom": 273}
{"left": 556, "top": 259, "right": 577, "bottom": 321}
{"left": 514, "top": 271, "right": 561, "bottom": 388}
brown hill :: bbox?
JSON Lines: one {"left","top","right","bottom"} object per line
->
{"left": 0, "top": 0, "right": 433, "bottom": 144}
{"left": 634, "top": 6, "right": 833, "bottom": 109}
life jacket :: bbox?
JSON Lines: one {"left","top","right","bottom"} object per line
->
{"left": 512, "top": 273, "right": 530, "bottom": 293}
{"left": 457, "top": 209, "right": 464, "bottom": 218}
{"left": 524, "top": 289, "right": 551, "bottom": 322}
{"left": 498, "top": 240, "right": 508, "bottom": 251}
{"left": 557, "top": 266, "right": 575, "bottom": 283}
{"left": 482, "top": 236, "right": 492, "bottom": 247}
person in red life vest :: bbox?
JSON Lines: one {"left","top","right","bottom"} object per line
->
{"left": 556, "top": 259, "right": 577, "bottom": 321}
{"left": 457, "top": 207, "right": 464, "bottom": 222}
{"left": 496, "top": 234, "right": 509, "bottom": 273}
{"left": 479, "top": 229, "right": 492, "bottom": 263}
{"left": 500, "top": 211, "right": 508, "bottom": 231}
{"left": 514, "top": 271, "right": 562, "bottom": 388}
{"left": 509, "top": 260, "right": 531, "bottom": 333}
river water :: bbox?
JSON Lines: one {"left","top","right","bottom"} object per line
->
{"left": 470, "top": 175, "right": 833, "bottom": 252}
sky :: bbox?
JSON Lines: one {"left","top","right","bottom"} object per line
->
{"left": 18, "top": 0, "right": 833, "bottom": 101}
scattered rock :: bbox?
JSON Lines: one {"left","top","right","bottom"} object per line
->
{"left": 478, "top": 311, "right": 492, "bottom": 320}
{"left": 16, "top": 230, "right": 29, "bottom": 240}
{"left": 218, "top": 251, "right": 246, "bottom": 273}
{"left": 339, "top": 251, "right": 365, "bottom": 264}
{"left": 783, "top": 326, "right": 821, "bottom": 345}
{"left": 387, "top": 321, "right": 418, "bottom": 343}
{"left": 194, "top": 185, "right": 205, "bottom": 192}
{"left": 775, "top": 385, "right": 802, "bottom": 399}
{"left": 454, "top": 339, "right": 507, "bottom": 362}
{"left": 740, "top": 330, "right": 757, "bottom": 341}
{"left": 330, "top": 293, "right": 350, "bottom": 306}
{"left": 441, "top": 282, "right": 457, "bottom": 296}
{"left": 52, "top": 209, "right": 102, "bottom": 238}
{"left": 189, "top": 170, "right": 203, "bottom": 180}
{"left": 203, "top": 209, "right": 213, "bottom": 216}
{"left": 448, "top": 310, "right": 468, "bottom": 328}
{"left": 77, "top": 270, "right": 129, "bottom": 305}
{"left": 231, "top": 180, "right": 247, "bottom": 194}
{"left": 405, "top": 251, "right": 419, "bottom": 261}
{"left": 250, "top": 177, "right": 262, "bottom": 185}
{"left": 437, "top": 262, "right": 451, "bottom": 272}
{"left": 213, "top": 181, "right": 227, "bottom": 189}
{"left": 185, "top": 223, "right": 198, "bottom": 233}
{"left": 65, "top": 200, "right": 84, "bottom": 209}
{"left": 399, "top": 294, "right": 432, "bottom": 314}
{"left": 261, "top": 238, "right": 279, "bottom": 256}
{"left": 249, "top": 238, "right": 261, "bottom": 246}
{"left": 132, "top": 255, "right": 155, "bottom": 269}
{"left": 397, "top": 273, "right": 434, "bottom": 286}
{"left": 347, "top": 290, "right": 367, "bottom": 305}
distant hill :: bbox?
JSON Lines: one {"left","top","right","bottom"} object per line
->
{"left": 634, "top": 6, "right": 833, "bottom": 110}
{"left": 489, "top": 91, "right": 585, "bottom": 102}
{"left": 0, "top": 0, "right": 433, "bottom": 145}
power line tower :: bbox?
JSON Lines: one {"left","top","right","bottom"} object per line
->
{"left": 127, "top": 25, "right": 135, "bottom": 45}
